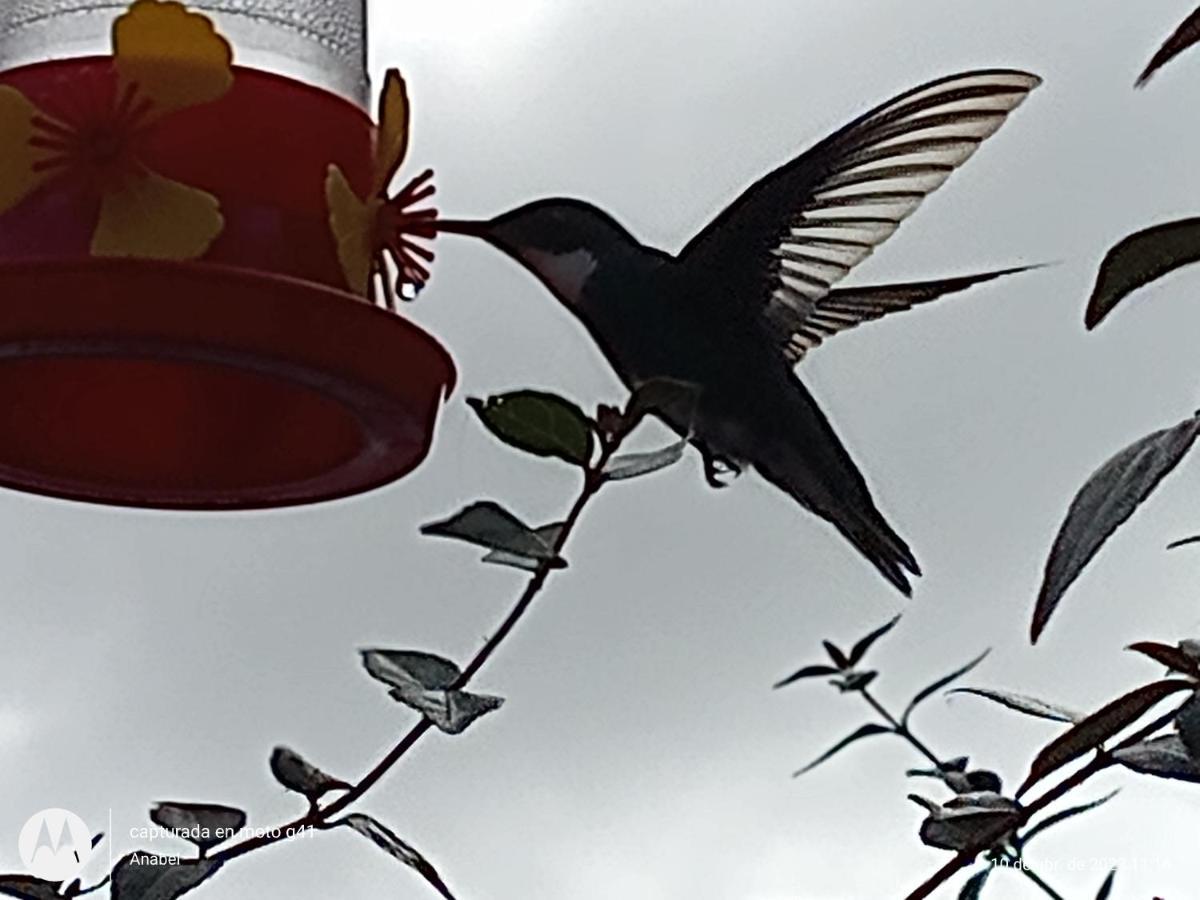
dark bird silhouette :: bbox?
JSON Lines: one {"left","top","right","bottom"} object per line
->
{"left": 438, "top": 70, "right": 1041, "bottom": 596}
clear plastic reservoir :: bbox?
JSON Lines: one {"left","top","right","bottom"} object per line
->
{"left": 0, "top": 0, "right": 369, "bottom": 104}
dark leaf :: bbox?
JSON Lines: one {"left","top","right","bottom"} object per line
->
{"left": 421, "top": 502, "right": 565, "bottom": 566}
{"left": 903, "top": 651, "right": 991, "bottom": 727}
{"left": 1112, "top": 734, "right": 1200, "bottom": 782}
{"left": 362, "top": 650, "right": 461, "bottom": 692}
{"left": 148, "top": 804, "right": 245, "bottom": 854}
{"left": 1094, "top": 868, "right": 1116, "bottom": 900}
{"left": 387, "top": 686, "right": 504, "bottom": 734}
{"left": 0, "top": 877, "right": 61, "bottom": 900}
{"left": 1127, "top": 641, "right": 1200, "bottom": 677}
{"left": 793, "top": 723, "right": 892, "bottom": 776}
{"left": 949, "top": 687, "right": 1081, "bottom": 724}
{"left": 340, "top": 814, "right": 457, "bottom": 900}
{"left": 603, "top": 440, "right": 688, "bottom": 481}
{"left": 914, "top": 792, "right": 1021, "bottom": 853}
{"left": 1167, "top": 534, "right": 1200, "bottom": 550}
{"left": 835, "top": 671, "right": 878, "bottom": 693}
{"left": 848, "top": 615, "right": 900, "bottom": 667}
{"left": 1020, "top": 791, "right": 1119, "bottom": 845}
{"left": 481, "top": 523, "right": 564, "bottom": 571}
{"left": 110, "top": 854, "right": 222, "bottom": 900}
{"left": 1033, "top": 413, "right": 1200, "bottom": 642}
{"left": 960, "top": 770, "right": 1004, "bottom": 794}
{"left": 1137, "top": 7, "right": 1200, "bottom": 86}
{"left": 269, "top": 747, "right": 351, "bottom": 801}
{"left": 1018, "top": 679, "right": 1194, "bottom": 796}
{"left": 958, "top": 868, "right": 991, "bottom": 900}
{"left": 1086, "top": 219, "right": 1200, "bottom": 328}
{"left": 468, "top": 391, "right": 593, "bottom": 466}
{"left": 907, "top": 757, "right": 969, "bottom": 779}
{"left": 822, "top": 641, "right": 849, "bottom": 669}
{"left": 1175, "top": 690, "right": 1200, "bottom": 759}
{"left": 362, "top": 649, "right": 503, "bottom": 733}
{"left": 773, "top": 664, "right": 840, "bottom": 689}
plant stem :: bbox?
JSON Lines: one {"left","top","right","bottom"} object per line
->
{"left": 214, "top": 408, "right": 631, "bottom": 865}
{"left": 860, "top": 688, "right": 942, "bottom": 769}
{"left": 903, "top": 706, "right": 1182, "bottom": 899}
{"left": 858, "top": 688, "right": 1066, "bottom": 900}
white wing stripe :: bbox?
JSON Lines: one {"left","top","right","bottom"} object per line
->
{"left": 761, "top": 71, "right": 1039, "bottom": 360}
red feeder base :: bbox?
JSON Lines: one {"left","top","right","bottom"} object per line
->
{"left": 0, "top": 260, "right": 456, "bottom": 510}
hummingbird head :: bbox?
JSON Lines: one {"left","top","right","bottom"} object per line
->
{"left": 437, "top": 199, "right": 646, "bottom": 308}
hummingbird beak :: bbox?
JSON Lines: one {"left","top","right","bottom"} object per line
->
{"left": 434, "top": 218, "right": 491, "bottom": 238}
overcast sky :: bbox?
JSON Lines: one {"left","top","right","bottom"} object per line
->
{"left": 6, "top": 1, "right": 1200, "bottom": 898}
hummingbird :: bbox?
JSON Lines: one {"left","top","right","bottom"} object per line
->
{"left": 436, "top": 70, "right": 1041, "bottom": 596}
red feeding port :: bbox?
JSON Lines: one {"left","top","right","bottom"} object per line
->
{"left": 0, "top": 54, "right": 455, "bottom": 510}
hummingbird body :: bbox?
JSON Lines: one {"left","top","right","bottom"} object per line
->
{"left": 439, "top": 70, "right": 1042, "bottom": 595}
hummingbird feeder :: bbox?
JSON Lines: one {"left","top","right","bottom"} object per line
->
{"left": 0, "top": 0, "right": 454, "bottom": 509}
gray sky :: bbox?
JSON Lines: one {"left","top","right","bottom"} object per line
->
{"left": 6, "top": 1, "right": 1200, "bottom": 898}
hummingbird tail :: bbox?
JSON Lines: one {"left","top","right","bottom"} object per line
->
{"left": 833, "top": 507, "right": 921, "bottom": 598}
{"left": 753, "top": 435, "right": 921, "bottom": 597}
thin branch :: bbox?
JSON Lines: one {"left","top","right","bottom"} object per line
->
{"left": 903, "top": 706, "right": 1182, "bottom": 899}
{"left": 860, "top": 688, "right": 942, "bottom": 769}
{"left": 213, "top": 405, "right": 634, "bottom": 865}
{"left": 858, "top": 688, "right": 1066, "bottom": 899}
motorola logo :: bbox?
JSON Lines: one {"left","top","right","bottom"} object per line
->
{"left": 17, "top": 808, "right": 93, "bottom": 884}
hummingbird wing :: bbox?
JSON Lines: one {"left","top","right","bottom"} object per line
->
{"left": 782, "top": 266, "right": 1035, "bottom": 362}
{"left": 678, "top": 70, "right": 1040, "bottom": 359}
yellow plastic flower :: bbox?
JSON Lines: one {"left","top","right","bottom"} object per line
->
{"left": 0, "top": 0, "right": 232, "bottom": 260}
{"left": 327, "top": 69, "right": 437, "bottom": 309}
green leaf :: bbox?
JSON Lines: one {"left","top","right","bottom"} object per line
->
{"left": 1033, "top": 413, "right": 1200, "bottom": 642}
{"left": 903, "top": 651, "right": 990, "bottom": 727}
{"left": 148, "top": 804, "right": 245, "bottom": 855}
{"left": 468, "top": 391, "right": 593, "bottom": 466}
{"left": 421, "top": 502, "right": 566, "bottom": 567}
{"left": 1137, "top": 8, "right": 1200, "bottom": 86}
{"left": 793, "top": 723, "right": 892, "bottom": 776}
{"left": 269, "top": 747, "right": 351, "bottom": 801}
{"left": 1095, "top": 868, "right": 1117, "bottom": 900}
{"left": 110, "top": 854, "right": 222, "bottom": 900}
{"left": 1018, "top": 679, "right": 1195, "bottom": 796}
{"left": 339, "top": 814, "right": 457, "bottom": 900}
{"left": 847, "top": 615, "right": 900, "bottom": 667}
{"left": 1021, "top": 791, "right": 1118, "bottom": 846}
{"left": 603, "top": 440, "right": 688, "bottom": 481}
{"left": 948, "top": 687, "right": 1081, "bottom": 724}
{"left": 958, "top": 867, "right": 991, "bottom": 900}
{"left": 1086, "top": 218, "right": 1200, "bottom": 328}
{"left": 773, "top": 664, "right": 840, "bottom": 689}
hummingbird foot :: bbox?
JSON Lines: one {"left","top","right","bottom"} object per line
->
{"left": 703, "top": 452, "right": 742, "bottom": 489}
